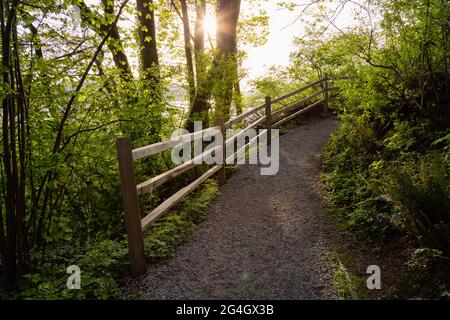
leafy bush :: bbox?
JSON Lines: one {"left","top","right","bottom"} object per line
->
{"left": 16, "top": 240, "right": 127, "bottom": 300}
{"left": 386, "top": 154, "right": 450, "bottom": 254}
{"left": 405, "top": 248, "right": 450, "bottom": 298}
{"left": 322, "top": 122, "right": 395, "bottom": 239}
{"left": 332, "top": 254, "right": 369, "bottom": 300}
{"left": 0, "top": 179, "right": 219, "bottom": 300}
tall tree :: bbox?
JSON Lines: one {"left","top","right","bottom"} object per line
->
{"left": 136, "top": 0, "right": 160, "bottom": 87}
{"left": 77, "top": 0, "right": 133, "bottom": 80}
{"left": 192, "top": 0, "right": 209, "bottom": 118}
{"left": 215, "top": 0, "right": 241, "bottom": 119}
{"left": 194, "top": 0, "right": 206, "bottom": 70}
{"left": 1, "top": 0, "right": 28, "bottom": 286}
{"left": 179, "top": 0, "right": 195, "bottom": 104}
{"left": 185, "top": 0, "right": 241, "bottom": 130}
{"left": 184, "top": 0, "right": 210, "bottom": 131}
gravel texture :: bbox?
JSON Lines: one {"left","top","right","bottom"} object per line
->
{"left": 126, "top": 116, "right": 339, "bottom": 300}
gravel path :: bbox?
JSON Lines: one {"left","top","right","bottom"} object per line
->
{"left": 127, "top": 116, "right": 339, "bottom": 300}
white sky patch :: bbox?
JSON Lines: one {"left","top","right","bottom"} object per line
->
{"left": 240, "top": 0, "right": 360, "bottom": 91}
{"left": 241, "top": 1, "right": 299, "bottom": 89}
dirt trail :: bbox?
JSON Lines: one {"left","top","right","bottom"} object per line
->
{"left": 126, "top": 116, "right": 339, "bottom": 299}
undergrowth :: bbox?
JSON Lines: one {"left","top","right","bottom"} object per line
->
{"left": 332, "top": 252, "right": 370, "bottom": 300}
{"left": 0, "top": 179, "right": 219, "bottom": 300}
{"left": 322, "top": 117, "right": 450, "bottom": 298}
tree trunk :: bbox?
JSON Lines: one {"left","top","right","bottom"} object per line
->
{"left": 193, "top": 0, "right": 208, "bottom": 112}
{"left": 180, "top": 0, "right": 195, "bottom": 105}
{"left": 185, "top": 0, "right": 241, "bottom": 129}
{"left": 215, "top": 0, "right": 241, "bottom": 119}
{"left": 234, "top": 79, "right": 243, "bottom": 115}
{"left": 194, "top": 0, "right": 205, "bottom": 55}
{"left": 136, "top": 0, "right": 160, "bottom": 88}
{"left": 185, "top": 0, "right": 210, "bottom": 131}
{"left": 78, "top": 0, "right": 133, "bottom": 80}
{"left": 0, "top": 0, "right": 29, "bottom": 286}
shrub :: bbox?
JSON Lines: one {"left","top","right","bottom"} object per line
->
{"left": 386, "top": 154, "right": 450, "bottom": 254}
{"left": 1, "top": 179, "right": 219, "bottom": 300}
{"left": 322, "top": 123, "right": 395, "bottom": 239}
{"left": 16, "top": 240, "right": 128, "bottom": 300}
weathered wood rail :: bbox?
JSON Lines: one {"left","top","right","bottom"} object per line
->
{"left": 116, "top": 75, "right": 330, "bottom": 276}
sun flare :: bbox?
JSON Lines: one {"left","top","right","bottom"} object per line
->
{"left": 204, "top": 15, "right": 217, "bottom": 36}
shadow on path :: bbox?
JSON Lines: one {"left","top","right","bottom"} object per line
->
{"left": 127, "top": 116, "right": 339, "bottom": 299}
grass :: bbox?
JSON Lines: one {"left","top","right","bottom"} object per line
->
{"left": 331, "top": 251, "right": 371, "bottom": 300}
{"left": 143, "top": 179, "right": 219, "bottom": 260}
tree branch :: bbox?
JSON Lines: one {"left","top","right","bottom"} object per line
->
{"left": 52, "top": 0, "right": 130, "bottom": 154}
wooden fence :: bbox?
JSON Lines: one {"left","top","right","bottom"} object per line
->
{"left": 116, "top": 75, "right": 330, "bottom": 276}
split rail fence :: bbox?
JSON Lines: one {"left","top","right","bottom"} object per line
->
{"left": 116, "top": 75, "right": 330, "bottom": 276}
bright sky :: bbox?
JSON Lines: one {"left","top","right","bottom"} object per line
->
{"left": 241, "top": 1, "right": 300, "bottom": 89}
{"left": 239, "top": 0, "right": 359, "bottom": 91}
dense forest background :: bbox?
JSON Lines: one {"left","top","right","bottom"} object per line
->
{"left": 0, "top": 0, "right": 449, "bottom": 299}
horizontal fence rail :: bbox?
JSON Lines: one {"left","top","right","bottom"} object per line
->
{"left": 132, "top": 127, "right": 220, "bottom": 161}
{"left": 225, "top": 103, "right": 266, "bottom": 129}
{"left": 141, "top": 164, "right": 222, "bottom": 232}
{"left": 116, "top": 75, "right": 331, "bottom": 276}
{"left": 271, "top": 78, "right": 324, "bottom": 104}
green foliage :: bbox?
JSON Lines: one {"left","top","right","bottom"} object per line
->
{"left": 314, "top": 0, "right": 450, "bottom": 298}
{"left": 261, "top": 0, "right": 449, "bottom": 299}
{"left": 2, "top": 0, "right": 448, "bottom": 300}
{"left": 405, "top": 248, "right": 450, "bottom": 298}
{"left": 386, "top": 155, "right": 450, "bottom": 253}
{"left": 322, "top": 122, "right": 395, "bottom": 239}
{"left": 144, "top": 179, "right": 219, "bottom": 259}
{"left": 332, "top": 254, "right": 369, "bottom": 300}
{"left": 0, "top": 179, "right": 219, "bottom": 300}
{"left": 237, "top": 2, "right": 269, "bottom": 47}
{"left": 1, "top": 0, "right": 272, "bottom": 294}
{"left": 12, "top": 240, "right": 127, "bottom": 300}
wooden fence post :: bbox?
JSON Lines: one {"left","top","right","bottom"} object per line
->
{"left": 265, "top": 96, "right": 272, "bottom": 144}
{"left": 116, "top": 137, "right": 146, "bottom": 277}
{"left": 215, "top": 117, "right": 226, "bottom": 186}
{"left": 323, "top": 73, "right": 329, "bottom": 113}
